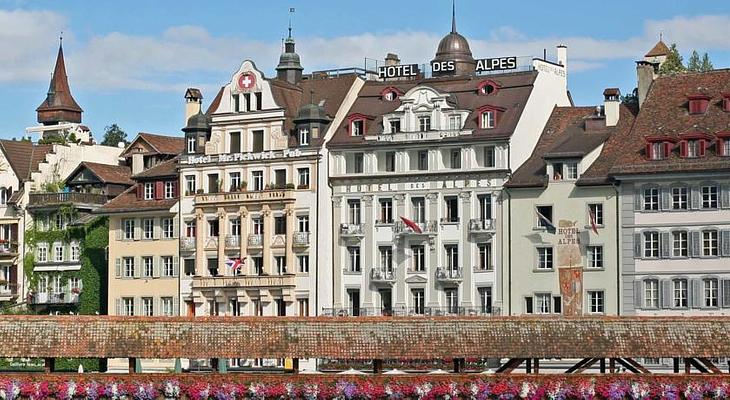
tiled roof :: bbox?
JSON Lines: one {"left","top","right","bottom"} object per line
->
{"left": 206, "top": 86, "right": 224, "bottom": 115}
{"left": 133, "top": 157, "right": 178, "bottom": 179}
{"left": 328, "top": 71, "right": 537, "bottom": 148}
{"left": 645, "top": 40, "right": 670, "bottom": 57}
{"left": 0, "top": 316, "right": 729, "bottom": 359}
{"left": 70, "top": 162, "right": 133, "bottom": 185}
{"left": 96, "top": 184, "right": 176, "bottom": 214}
{"left": 137, "top": 133, "right": 184, "bottom": 155}
{"left": 610, "top": 69, "right": 730, "bottom": 176}
{"left": 36, "top": 44, "right": 83, "bottom": 124}
{"left": 0, "top": 140, "right": 53, "bottom": 181}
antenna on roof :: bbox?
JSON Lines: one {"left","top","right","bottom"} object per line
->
{"left": 659, "top": 31, "right": 663, "bottom": 42}
{"left": 451, "top": 0, "right": 456, "bottom": 33}
{"left": 288, "top": 7, "right": 295, "bottom": 39}
{"left": 60, "top": 31, "right": 63, "bottom": 44}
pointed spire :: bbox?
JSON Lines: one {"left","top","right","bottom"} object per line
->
{"left": 451, "top": 0, "right": 456, "bottom": 33}
{"left": 37, "top": 36, "right": 83, "bottom": 124}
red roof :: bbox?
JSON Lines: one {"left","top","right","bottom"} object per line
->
{"left": 645, "top": 40, "right": 670, "bottom": 57}
{"left": 36, "top": 43, "right": 83, "bottom": 124}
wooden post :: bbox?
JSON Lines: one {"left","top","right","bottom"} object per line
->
{"left": 292, "top": 358, "right": 300, "bottom": 373}
{"left": 453, "top": 358, "right": 464, "bottom": 373}
{"left": 373, "top": 359, "right": 383, "bottom": 374}
{"left": 211, "top": 358, "right": 219, "bottom": 371}
{"left": 673, "top": 358, "right": 680, "bottom": 373}
{"left": 609, "top": 358, "right": 615, "bottom": 373}
{"left": 684, "top": 358, "right": 691, "bottom": 374}
{"left": 174, "top": 358, "right": 182, "bottom": 373}
{"left": 533, "top": 358, "right": 540, "bottom": 374}
{"left": 217, "top": 358, "right": 227, "bottom": 373}
{"left": 44, "top": 358, "right": 55, "bottom": 373}
{"left": 525, "top": 358, "right": 532, "bottom": 374}
{"left": 128, "top": 358, "right": 137, "bottom": 374}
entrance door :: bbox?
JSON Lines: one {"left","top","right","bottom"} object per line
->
{"left": 379, "top": 289, "right": 392, "bottom": 316}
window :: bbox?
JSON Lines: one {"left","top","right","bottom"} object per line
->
{"left": 478, "top": 194, "right": 492, "bottom": 220}
{"left": 143, "top": 218, "right": 154, "bottom": 240}
{"left": 233, "top": 94, "right": 241, "bottom": 112}
{"left": 298, "top": 255, "right": 309, "bottom": 273}
{"left": 347, "top": 199, "right": 361, "bottom": 224}
{"left": 275, "top": 256, "right": 286, "bottom": 275}
{"left": 207, "top": 258, "right": 219, "bottom": 277}
{"left": 297, "top": 215, "right": 309, "bottom": 232}
{"left": 251, "top": 130, "right": 264, "bottom": 152}
{"left": 252, "top": 218, "right": 264, "bottom": 234}
{"left": 724, "top": 140, "right": 730, "bottom": 156}
{"left": 274, "top": 169, "right": 286, "bottom": 188}
{"left": 389, "top": 119, "right": 401, "bottom": 133}
{"left": 483, "top": 146, "right": 496, "bottom": 168}
{"left": 448, "top": 114, "right": 462, "bottom": 130}
{"left": 672, "top": 231, "right": 688, "bottom": 257}
{"left": 351, "top": 120, "right": 364, "bottom": 136}
{"left": 687, "top": 140, "right": 700, "bottom": 158}
{"left": 444, "top": 196, "right": 458, "bottom": 223}
{"left": 143, "top": 256, "right": 153, "bottom": 277}
{"left": 123, "top": 219, "right": 135, "bottom": 240}
{"left": 164, "top": 181, "right": 175, "bottom": 199}
{"left": 252, "top": 171, "right": 264, "bottom": 191}
{"left": 123, "top": 257, "right": 134, "bottom": 278}
{"left": 384, "top": 151, "right": 396, "bottom": 172}
{"left": 162, "top": 256, "right": 174, "bottom": 277}
{"left": 412, "top": 289, "right": 425, "bottom": 315}
{"left": 586, "top": 246, "right": 603, "bottom": 268}
{"left": 274, "top": 216, "right": 286, "bottom": 235}
{"left": 704, "top": 278, "right": 719, "bottom": 307}
{"left": 252, "top": 256, "right": 263, "bottom": 275}
{"left": 643, "top": 187, "right": 659, "bottom": 211}
{"left": 644, "top": 280, "right": 659, "bottom": 308}
{"left": 144, "top": 183, "right": 154, "bottom": 200}
{"left": 418, "top": 116, "right": 431, "bottom": 132}
{"left": 161, "top": 297, "right": 174, "bottom": 316}
{"left": 672, "top": 187, "right": 688, "bottom": 210}
{"left": 70, "top": 244, "right": 80, "bottom": 261}
{"left": 348, "top": 246, "right": 361, "bottom": 272}
{"left": 673, "top": 279, "right": 688, "bottom": 308}
{"left": 255, "top": 92, "right": 262, "bottom": 111}
{"left": 701, "top": 185, "right": 718, "bottom": 209}
{"left": 298, "top": 298, "right": 309, "bottom": 316}
{"left": 379, "top": 198, "right": 393, "bottom": 224}
{"left": 142, "top": 297, "right": 154, "bottom": 316}
{"left": 185, "top": 221, "right": 196, "bottom": 238}
{"left": 412, "top": 197, "right": 425, "bottom": 223}
{"left": 535, "top": 293, "right": 551, "bottom": 314}
{"left": 229, "top": 131, "right": 241, "bottom": 153}
{"left": 123, "top": 297, "right": 134, "bottom": 316}
{"left": 297, "top": 168, "right": 310, "bottom": 188}
{"left": 477, "top": 243, "right": 492, "bottom": 270}
{"left": 208, "top": 219, "right": 219, "bottom": 237}
{"left": 643, "top": 232, "right": 659, "bottom": 258}
{"left": 588, "top": 291, "right": 604, "bottom": 314}
{"left": 69, "top": 277, "right": 81, "bottom": 291}
{"left": 480, "top": 111, "right": 495, "bottom": 129}
{"left": 353, "top": 153, "right": 364, "bottom": 174}
{"left": 229, "top": 172, "right": 241, "bottom": 191}
{"left": 536, "top": 247, "right": 553, "bottom": 270}
{"left": 588, "top": 203, "right": 603, "bottom": 226}
{"left": 162, "top": 218, "right": 174, "bottom": 239}
{"left": 187, "top": 136, "right": 196, "bottom": 153}
{"left": 379, "top": 247, "right": 393, "bottom": 272}
{"left": 450, "top": 149, "right": 461, "bottom": 169}
{"left": 54, "top": 244, "right": 64, "bottom": 262}
{"left": 383, "top": 90, "right": 397, "bottom": 101}
{"left": 445, "top": 245, "right": 459, "bottom": 272}
{"left": 536, "top": 206, "right": 553, "bottom": 228}
{"left": 411, "top": 245, "right": 425, "bottom": 272}
{"left": 229, "top": 218, "right": 241, "bottom": 237}
{"left": 703, "top": 230, "right": 719, "bottom": 256}
{"left": 55, "top": 213, "right": 66, "bottom": 230}
{"left": 417, "top": 150, "right": 428, "bottom": 170}
{"left": 207, "top": 173, "right": 219, "bottom": 193}
{"left": 478, "top": 287, "right": 492, "bottom": 314}
{"left": 651, "top": 142, "right": 666, "bottom": 160}
{"left": 185, "top": 175, "right": 196, "bottom": 195}
{"left": 37, "top": 246, "right": 47, "bottom": 262}
{"left": 348, "top": 290, "right": 360, "bottom": 316}
{"left": 564, "top": 162, "right": 578, "bottom": 180}
{"left": 298, "top": 127, "right": 310, "bottom": 146}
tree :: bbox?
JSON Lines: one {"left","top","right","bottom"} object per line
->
{"left": 101, "top": 124, "right": 127, "bottom": 146}
{"left": 659, "top": 43, "right": 685, "bottom": 75}
{"left": 621, "top": 88, "right": 639, "bottom": 106}
{"left": 700, "top": 53, "right": 714, "bottom": 72}
{"left": 686, "top": 50, "right": 701, "bottom": 72}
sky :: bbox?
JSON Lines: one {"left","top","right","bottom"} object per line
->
{"left": 1, "top": 0, "right": 729, "bottom": 140}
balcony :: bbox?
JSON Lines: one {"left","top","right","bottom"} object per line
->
{"left": 191, "top": 274, "right": 295, "bottom": 290}
{"left": 393, "top": 220, "right": 438, "bottom": 236}
{"left": 204, "top": 237, "right": 219, "bottom": 250}
{"left": 180, "top": 237, "right": 195, "bottom": 252}
{"left": 28, "top": 192, "right": 107, "bottom": 209}
{"left": 0, "top": 283, "right": 18, "bottom": 301}
{"left": 293, "top": 232, "right": 310, "bottom": 246}
{"left": 435, "top": 267, "right": 463, "bottom": 284}
{"left": 370, "top": 267, "right": 396, "bottom": 286}
{"left": 32, "top": 291, "right": 80, "bottom": 305}
{"left": 0, "top": 241, "right": 19, "bottom": 257}
{"left": 469, "top": 218, "right": 496, "bottom": 234}
{"left": 340, "top": 223, "right": 364, "bottom": 240}
{"left": 225, "top": 235, "right": 240, "bottom": 249}
{"left": 195, "top": 190, "right": 295, "bottom": 206}
{"left": 248, "top": 234, "right": 263, "bottom": 247}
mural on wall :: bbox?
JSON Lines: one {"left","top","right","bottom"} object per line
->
{"left": 557, "top": 219, "right": 583, "bottom": 315}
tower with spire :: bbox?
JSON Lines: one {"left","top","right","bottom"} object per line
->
{"left": 36, "top": 38, "right": 83, "bottom": 126}
{"left": 431, "top": 0, "right": 476, "bottom": 77}
{"left": 276, "top": 9, "right": 304, "bottom": 85}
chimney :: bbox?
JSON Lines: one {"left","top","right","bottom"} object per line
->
{"left": 184, "top": 88, "right": 203, "bottom": 124}
{"left": 636, "top": 61, "right": 656, "bottom": 108}
{"left": 385, "top": 53, "right": 400, "bottom": 66}
{"left": 603, "top": 88, "right": 620, "bottom": 127}
{"left": 556, "top": 45, "right": 567, "bottom": 71}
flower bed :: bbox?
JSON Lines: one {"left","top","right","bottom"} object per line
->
{"left": 0, "top": 374, "right": 729, "bottom": 399}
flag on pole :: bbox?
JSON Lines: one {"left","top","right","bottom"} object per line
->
{"left": 289, "top": 7, "right": 295, "bottom": 12}
{"left": 535, "top": 208, "right": 556, "bottom": 233}
{"left": 399, "top": 216, "right": 422, "bottom": 233}
{"left": 588, "top": 207, "right": 599, "bottom": 235}
{"left": 226, "top": 258, "right": 244, "bottom": 273}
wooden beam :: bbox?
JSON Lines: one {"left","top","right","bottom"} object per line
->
{"left": 525, "top": 358, "right": 532, "bottom": 374}
{"left": 623, "top": 358, "right": 651, "bottom": 374}
{"left": 673, "top": 358, "right": 680, "bottom": 373}
{"left": 533, "top": 358, "right": 540, "bottom": 374}
{"left": 685, "top": 358, "right": 691, "bottom": 374}
{"left": 609, "top": 358, "right": 616, "bottom": 373}
{"left": 564, "top": 358, "right": 594, "bottom": 374}
{"left": 43, "top": 358, "right": 55, "bottom": 373}
{"left": 687, "top": 357, "right": 709, "bottom": 373}
{"left": 614, "top": 358, "right": 640, "bottom": 374}
{"left": 373, "top": 359, "right": 383, "bottom": 374}
{"left": 292, "top": 358, "right": 300, "bottom": 373}
{"left": 452, "top": 358, "right": 465, "bottom": 373}
{"left": 696, "top": 357, "right": 722, "bottom": 374}
{"left": 128, "top": 357, "right": 137, "bottom": 374}
{"left": 496, "top": 358, "right": 525, "bottom": 374}
{"left": 599, "top": 358, "right": 606, "bottom": 373}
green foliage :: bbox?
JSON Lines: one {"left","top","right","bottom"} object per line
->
{"left": 700, "top": 53, "right": 713, "bottom": 72}
{"left": 686, "top": 50, "right": 701, "bottom": 71}
{"left": 101, "top": 124, "right": 128, "bottom": 146}
{"left": 621, "top": 88, "right": 639, "bottom": 106}
{"left": 659, "top": 43, "right": 685, "bottom": 74}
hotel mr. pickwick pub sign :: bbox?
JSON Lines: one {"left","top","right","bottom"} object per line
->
{"left": 377, "top": 56, "right": 518, "bottom": 79}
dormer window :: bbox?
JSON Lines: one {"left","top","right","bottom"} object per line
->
{"left": 678, "top": 132, "right": 710, "bottom": 158}
{"left": 389, "top": 119, "right": 401, "bottom": 133}
{"left": 551, "top": 162, "right": 578, "bottom": 181}
{"left": 723, "top": 94, "right": 730, "bottom": 112}
{"left": 298, "top": 127, "right": 310, "bottom": 146}
{"left": 380, "top": 86, "right": 403, "bottom": 102}
{"left": 351, "top": 120, "right": 364, "bottom": 136}
{"left": 687, "top": 140, "right": 699, "bottom": 158}
{"left": 476, "top": 105, "right": 503, "bottom": 130}
{"left": 687, "top": 94, "right": 711, "bottom": 115}
{"left": 651, "top": 142, "right": 666, "bottom": 160}
{"left": 645, "top": 136, "right": 675, "bottom": 160}
{"left": 448, "top": 115, "right": 462, "bottom": 130}
{"left": 481, "top": 111, "right": 495, "bottom": 129}
{"left": 477, "top": 80, "right": 499, "bottom": 96}
{"left": 418, "top": 116, "right": 431, "bottom": 132}
{"left": 717, "top": 132, "right": 730, "bottom": 156}
{"left": 187, "top": 136, "right": 196, "bottom": 153}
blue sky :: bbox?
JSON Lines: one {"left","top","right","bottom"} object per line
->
{"left": 1, "top": 0, "right": 729, "bottom": 140}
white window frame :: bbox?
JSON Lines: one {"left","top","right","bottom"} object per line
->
{"left": 297, "top": 168, "right": 310, "bottom": 188}
{"left": 123, "top": 257, "right": 135, "bottom": 278}
{"left": 480, "top": 110, "right": 495, "bottom": 129}
{"left": 643, "top": 231, "right": 659, "bottom": 258}
{"left": 536, "top": 247, "right": 553, "bottom": 270}
{"left": 672, "top": 186, "right": 688, "bottom": 210}
{"left": 143, "top": 218, "right": 154, "bottom": 240}
{"left": 644, "top": 280, "right": 659, "bottom": 309}
{"left": 37, "top": 246, "right": 48, "bottom": 263}
{"left": 588, "top": 290, "right": 605, "bottom": 314}
{"left": 161, "top": 297, "right": 174, "bottom": 316}
{"left": 643, "top": 187, "right": 659, "bottom": 211}
{"left": 185, "top": 175, "right": 196, "bottom": 195}
{"left": 702, "top": 230, "right": 719, "bottom": 257}
{"left": 142, "top": 297, "right": 154, "bottom": 316}
{"left": 701, "top": 185, "right": 718, "bottom": 209}
{"left": 162, "top": 256, "right": 174, "bottom": 277}
{"left": 586, "top": 245, "right": 603, "bottom": 269}
{"left": 143, "top": 256, "right": 153, "bottom": 277}
{"left": 564, "top": 162, "right": 578, "bottom": 180}
{"left": 298, "top": 127, "right": 310, "bottom": 146}
{"left": 164, "top": 181, "right": 174, "bottom": 199}
{"left": 123, "top": 219, "right": 135, "bottom": 240}
{"left": 144, "top": 183, "right": 154, "bottom": 200}
{"left": 54, "top": 244, "right": 64, "bottom": 262}
{"left": 297, "top": 254, "right": 309, "bottom": 274}
{"left": 704, "top": 278, "right": 719, "bottom": 308}
{"left": 672, "top": 231, "right": 688, "bottom": 257}
{"left": 251, "top": 171, "right": 264, "bottom": 191}
{"left": 162, "top": 218, "right": 174, "bottom": 239}
{"left": 123, "top": 297, "right": 134, "bottom": 316}
{"left": 673, "top": 279, "right": 688, "bottom": 308}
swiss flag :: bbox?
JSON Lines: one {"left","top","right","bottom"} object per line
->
{"left": 400, "top": 216, "right": 422, "bottom": 234}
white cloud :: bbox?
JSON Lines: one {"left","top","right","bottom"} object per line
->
{"left": 1, "top": 9, "right": 729, "bottom": 93}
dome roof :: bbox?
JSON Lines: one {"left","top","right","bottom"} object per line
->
{"left": 183, "top": 110, "right": 211, "bottom": 133}
{"left": 433, "top": 31, "right": 474, "bottom": 63}
{"left": 293, "top": 103, "right": 330, "bottom": 124}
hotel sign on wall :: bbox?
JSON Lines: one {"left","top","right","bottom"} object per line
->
{"left": 557, "top": 220, "right": 583, "bottom": 316}
{"left": 378, "top": 57, "right": 518, "bottom": 79}
{"left": 183, "top": 149, "right": 303, "bottom": 165}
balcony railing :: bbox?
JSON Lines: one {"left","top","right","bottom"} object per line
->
{"left": 0, "top": 283, "right": 18, "bottom": 299}
{"left": 440, "top": 217, "right": 460, "bottom": 224}
{"left": 32, "top": 291, "right": 80, "bottom": 305}
{"left": 225, "top": 235, "right": 240, "bottom": 248}
{"left": 370, "top": 267, "right": 396, "bottom": 285}
{"left": 0, "top": 241, "right": 19, "bottom": 256}
{"left": 248, "top": 234, "right": 263, "bottom": 247}
{"left": 191, "top": 274, "right": 295, "bottom": 289}
{"left": 469, "top": 218, "right": 496, "bottom": 232}
{"left": 340, "top": 223, "right": 364, "bottom": 237}
{"left": 180, "top": 237, "right": 195, "bottom": 251}
{"left": 204, "top": 237, "right": 218, "bottom": 250}
{"left": 293, "top": 232, "right": 310, "bottom": 246}
{"left": 393, "top": 220, "right": 438, "bottom": 235}
{"left": 28, "top": 192, "right": 107, "bottom": 208}
{"left": 322, "top": 306, "right": 501, "bottom": 317}
{"left": 195, "top": 190, "right": 295, "bottom": 206}
{"left": 435, "top": 267, "right": 463, "bottom": 283}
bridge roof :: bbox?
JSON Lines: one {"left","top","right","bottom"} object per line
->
{"left": 1, "top": 316, "right": 727, "bottom": 359}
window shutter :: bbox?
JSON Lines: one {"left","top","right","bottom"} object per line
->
{"left": 645, "top": 143, "right": 653, "bottom": 160}
{"left": 633, "top": 188, "right": 642, "bottom": 211}
{"left": 136, "top": 184, "right": 143, "bottom": 199}
{"left": 115, "top": 219, "right": 122, "bottom": 241}
{"left": 692, "top": 279, "right": 703, "bottom": 309}
{"left": 690, "top": 231, "right": 701, "bottom": 258}
{"left": 115, "top": 298, "right": 122, "bottom": 316}
{"left": 9, "top": 265, "right": 17, "bottom": 287}
{"left": 660, "top": 232, "right": 671, "bottom": 258}
{"left": 659, "top": 187, "right": 670, "bottom": 211}
{"left": 721, "top": 184, "right": 730, "bottom": 209}
{"left": 660, "top": 279, "right": 671, "bottom": 309}
{"left": 153, "top": 257, "right": 160, "bottom": 278}
{"left": 690, "top": 186, "right": 701, "bottom": 210}
{"left": 133, "top": 257, "right": 141, "bottom": 278}
{"left": 134, "top": 297, "right": 141, "bottom": 316}
{"left": 155, "top": 297, "right": 162, "bottom": 316}
{"left": 721, "top": 230, "right": 730, "bottom": 257}
{"left": 633, "top": 280, "right": 643, "bottom": 309}
{"left": 679, "top": 141, "right": 688, "bottom": 158}
{"left": 664, "top": 142, "right": 672, "bottom": 157}
{"left": 722, "top": 280, "right": 730, "bottom": 308}
{"left": 115, "top": 258, "right": 121, "bottom": 278}
{"left": 633, "top": 233, "right": 642, "bottom": 258}
{"left": 173, "top": 297, "right": 180, "bottom": 316}
{"left": 173, "top": 216, "right": 179, "bottom": 239}
{"left": 699, "top": 140, "right": 706, "bottom": 157}
{"left": 153, "top": 218, "right": 161, "bottom": 240}
{"left": 155, "top": 181, "right": 164, "bottom": 200}
{"left": 172, "top": 181, "right": 179, "bottom": 198}
{"left": 173, "top": 256, "right": 180, "bottom": 277}
{"left": 133, "top": 219, "right": 141, "bottom": 240}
